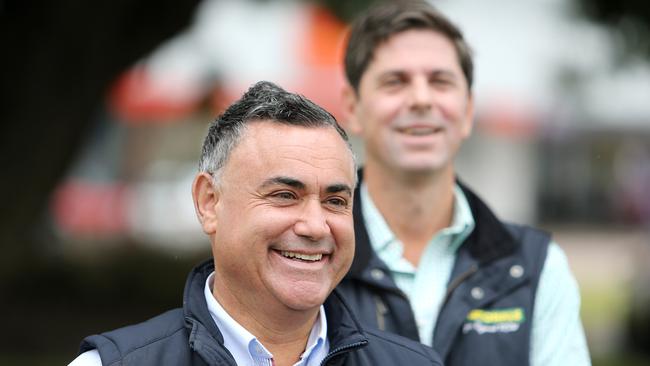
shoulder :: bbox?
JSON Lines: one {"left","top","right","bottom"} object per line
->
{"left": 543, "top": 241, "right": 571, "bottom": 270}
{"left": 360, "top": 328, "right": 444, "bottom": 365}
{"left": 537, "top": 240, "right": 580, "bottom": 296}
{"left": 504, "top": 223, "right": 551, "bottom": 258}
{"left": 81, "top": 308, "right": 187, "bottom": 364}
{"left": 94, "top": 308, "right": 186, "bottom": 348}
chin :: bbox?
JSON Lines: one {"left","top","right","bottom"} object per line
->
{"left": 280, "top": 285, "right": 331, "bottom": 312}
{"left": 397, "top": 164, "right": 441, "bottom": 175}
{"left": 397, "top": 157, "right": 451, "bottom": 173}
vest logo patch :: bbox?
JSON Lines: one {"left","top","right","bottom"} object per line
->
{"left": 463, "top": 308, "right": 525, "bottom": 335}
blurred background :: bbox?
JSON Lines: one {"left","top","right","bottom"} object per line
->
{"left": 1, "top": 0, "right": 649, "bottom": 364}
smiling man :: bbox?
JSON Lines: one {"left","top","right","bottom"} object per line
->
{"left": 69, "top": 81, "right": 443, "bottom": 366}
{"left": 336, "top": 2, "right": 591, "bottom": 366}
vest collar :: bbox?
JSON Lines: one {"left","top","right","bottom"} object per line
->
{"left": 456, "top": 180, "right": 517, "bottom": 264}
{"left": 182, "top": 259, "right": 368, "bottom": 362}
{"left": 347, "top": 170, "right": 518, "bottom": 280}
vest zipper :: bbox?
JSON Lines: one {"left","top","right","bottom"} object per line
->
{"left": 319, "top": 341, "right": 368, "bottom": 365}
{"left": 441, "top": 264, "right": 479, "bottom": 307}
{"left": 374, "top": 295, "right": 388, "bottom": 331}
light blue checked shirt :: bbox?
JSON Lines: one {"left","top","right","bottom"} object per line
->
{"left": 360, "top": 183, "right": 591, "bottom": 366}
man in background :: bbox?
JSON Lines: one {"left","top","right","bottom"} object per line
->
{"left": 337, "top": 1, "right": 591, "bottom": 365}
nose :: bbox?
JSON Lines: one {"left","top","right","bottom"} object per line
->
{"left": 408, "top": 77, "right": 432, "bottom": 113}
{"left": 293, "top": 198, "right": 331, "bottom": 241}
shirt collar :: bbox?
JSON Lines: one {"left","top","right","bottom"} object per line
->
{"left": 360, "top": 182, "right": 475, "bottom": 255}
{"left": 360, "top": 183, "right": 396, "bottom": 252}
{"left": 203, "top": 272, "right": 328, "bottom": 365}
{"left": 446, "top": 184, "right": 476, "bottom": 253}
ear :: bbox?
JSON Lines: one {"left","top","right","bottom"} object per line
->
{"left": 461, "top": 93, "right": 475, "bottom": 139}
{"left": 192, "top": 172, "right": 219, "bottom": 235}
{"left": 339, "top": 84, "right": 363, "bottom": 135}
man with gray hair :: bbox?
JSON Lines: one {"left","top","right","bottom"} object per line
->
{"left": 69, "top": 81, "right": 444, "bottom": 365}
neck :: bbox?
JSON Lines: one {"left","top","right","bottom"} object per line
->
{"left": 212, "top": 276, "right": 318, "bottom": 366}
{"left": 364, "top": 162, "right": 456, "bottom": 265}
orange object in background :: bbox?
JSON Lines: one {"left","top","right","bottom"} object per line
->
{"left": 478, "top": 96, "right": 541, "bottom": 138}
{"left": 108, "top": 65, "right": 205, "bottom": 124}
{"left": 293, "top": 4, "right": 348, "bottom": 120}
{"left": 301, "top": 4, "right": 348, "bottom": 67}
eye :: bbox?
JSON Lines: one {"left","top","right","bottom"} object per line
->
{"left": 325, "top": 196, "right": 349, "bottom": 208}
{"left": 430, "top": 75, "right": 456, "bottom": 89}
{"left": 383, "top": 77, "right": 403, "bottom": 86}
{"left": 272, "top": 191, "right": 297, "bottom": 200}
{"left": 380, "top": 74, "right": 407, "bottom": 89}
{"left": 382, "top": 77, "right": 404, "bottom": 88}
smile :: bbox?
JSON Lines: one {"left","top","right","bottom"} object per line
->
{"left": 280, "top": 251, "right": 323, "bottom": 262}
{"left": 396, "top": 126, "right": 443, "bottom": 136}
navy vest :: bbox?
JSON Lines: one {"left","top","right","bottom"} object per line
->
{"left": 78, "top": 260, "right": 444, "bottom": 366}
{"left": 337, "top": 176, "right": 550, "bottom": 366}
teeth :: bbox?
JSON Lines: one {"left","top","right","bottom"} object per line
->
{"left": 401, "top": 127, "right": 437, "bottom": 136}
{"left": 280, "top": 251, "right": 323, "bottom": 262}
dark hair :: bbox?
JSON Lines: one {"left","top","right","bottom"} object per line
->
{"left": 199, "top": 81, "right": 353, "bottom": 178}
{"left": 344, "top": 0, "right": 474, "bottom": 92}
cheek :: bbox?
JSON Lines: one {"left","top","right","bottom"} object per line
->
{"left": 329, "top": 216, "right": 355, "bottom": 255}
{"left": 370, "top": 97, "right": 401, "bottom": 123}
{"left": 440, "top": 94, "right": 470, "bottom": 121}
{"left": 218, "top": 204, "right": 286, "bottom": 244}
{"left": 248, "top": 208, "right": 299, "bottom": 240}
{"left": 451, "top": 105, "right": 472, "bottom": 138}
{"left": 360, "top": 95, "right": 401, "bottom": 128}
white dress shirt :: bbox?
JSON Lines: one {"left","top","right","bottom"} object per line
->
{"left": 204, "top": 272, "right": 329, "bottom": 366}
{"left": 69, "top": 271, "right": 329, "bottom": 366}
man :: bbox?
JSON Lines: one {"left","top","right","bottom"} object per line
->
{"left": 69, "top": 81, "right": 443, "bottom": 365}
{"left": 336, "top": 1, "right": 591, "bottom": 366}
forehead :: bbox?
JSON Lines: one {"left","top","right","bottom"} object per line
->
{"left": 224, "top": 121, "right": 355, "bottom": 186}
{"left": 367, "top": 29, "right": 461, "bottom": 74}
{"left": 241, "top": 121, "right": 347, "bottom": 155}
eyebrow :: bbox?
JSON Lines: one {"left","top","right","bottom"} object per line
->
{"left": 379, "top": 69, "right": 458, "bottom": 79}
{"left": 261, "top": 176, "right": 305, "bottom": 190}
{"left": 326, "top": 184, "right": 352, "bottom": 197}
{"left": 429, "top": 70, "right": 458, "bottom": 79}
{"left": 260, "top": 176, "right": 352, "bottom": 196}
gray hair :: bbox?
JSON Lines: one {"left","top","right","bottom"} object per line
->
{"left": 198, "top": 81, "right": 356, "bottom": 182}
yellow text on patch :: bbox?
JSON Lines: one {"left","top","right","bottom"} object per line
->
{"left": 466, "top": 308, "right": 525, "bottom": 324}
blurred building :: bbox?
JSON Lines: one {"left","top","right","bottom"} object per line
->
{"left": 52, "top": 0, "right": 650, "bottom": 246}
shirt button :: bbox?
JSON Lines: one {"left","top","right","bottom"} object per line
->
{"left": 471, "top": 287, "right": 484, "bottom": 300}
{"left": 370, "top": 268, "right": 385, "bottom": 280}
{"left": 510, "top": 264, "right": 524, "bottom": 278}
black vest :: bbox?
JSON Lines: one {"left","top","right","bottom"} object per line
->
{"left": 78, "top": 259, "right": 443, "bottom": 366}
{"left": 337, "top": 176, "right": 550, "bottom": 366}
